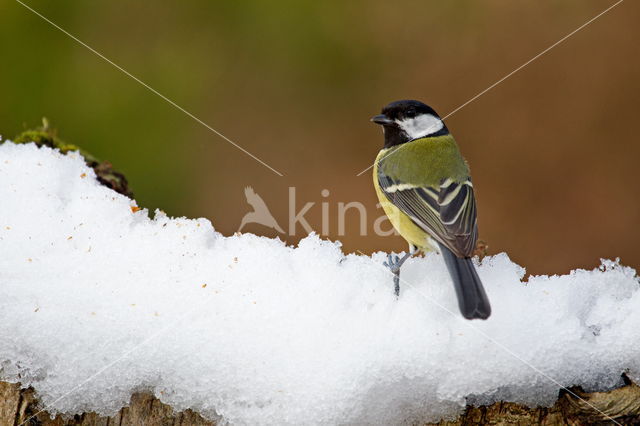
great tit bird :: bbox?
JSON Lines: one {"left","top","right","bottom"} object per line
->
{"left": 371, "top": 100, "right": 491, "bottom": 320}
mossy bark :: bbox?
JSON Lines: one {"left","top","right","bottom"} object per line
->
{"left": 11, "top": 120, "right": 133, "bottom": 198}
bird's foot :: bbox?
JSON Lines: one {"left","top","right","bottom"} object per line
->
{"left": 383, "top": 253, "right": 407, "bottom": 297}
{"left": 383, "top": 253, "right": 402, "bottom": 274}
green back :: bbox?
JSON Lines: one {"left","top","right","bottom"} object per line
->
{"left": 378, "top": 134, "right": 469, "bottom": 186}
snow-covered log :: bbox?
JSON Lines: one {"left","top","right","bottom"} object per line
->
{"left": 1, "top": 135, "right": 639, "bottom": 425}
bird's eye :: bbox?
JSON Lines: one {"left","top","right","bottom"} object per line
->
{"left": 406, "top": 109, "right": 416, "bottom": 118}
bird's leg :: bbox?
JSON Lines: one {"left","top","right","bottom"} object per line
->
{"left": 383, "top": 250, "right": 413, "bottom": 297}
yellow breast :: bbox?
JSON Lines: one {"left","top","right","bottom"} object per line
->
{"left": 373, "top": 151, "right": 437, "bottom": 252}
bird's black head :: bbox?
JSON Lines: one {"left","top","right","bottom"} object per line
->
{"left": 371, "top": 100, "right": 448, "bottom": 148}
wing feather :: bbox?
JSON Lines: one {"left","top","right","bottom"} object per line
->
{"left": 378, "top": 168, "right": 478, "bottom": 257}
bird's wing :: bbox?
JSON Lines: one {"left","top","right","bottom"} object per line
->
{"left": 378, "top": 171, "right": 478, "bottom": 257}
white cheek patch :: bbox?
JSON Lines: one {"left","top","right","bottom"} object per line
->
{"left": 396, "top": 114, "right": 444, "bottom": 140}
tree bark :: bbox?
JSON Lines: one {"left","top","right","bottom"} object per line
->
{"left": 0, "top": 381, "right": 215, "bottom": 426}
{"left": 2, "top": 379, "right": 639, "bottom": 425}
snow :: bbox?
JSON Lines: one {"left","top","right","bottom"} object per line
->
{"left": 0, "top": 141, "right": 639, "bottom": 425}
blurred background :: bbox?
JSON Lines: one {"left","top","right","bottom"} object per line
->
{"left": 1, "top": 0, "right": 638, "bottom": 276}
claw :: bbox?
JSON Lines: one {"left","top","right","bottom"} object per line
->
{"left": 383, "top": 253, "right": 406, "bottom": 297}
{"left": 383, "top": 253, "right": 401, "bottom": 273}
{"left": 383, "top": 251, "right": 415, "bottom": 297}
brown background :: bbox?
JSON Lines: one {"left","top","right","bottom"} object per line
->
{"left": 1, "top": 1, "right": 638, "bottom": 275}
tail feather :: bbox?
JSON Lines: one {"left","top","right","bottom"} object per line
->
{"left": 439, "top": 244, "right": 491, "bottom": 320}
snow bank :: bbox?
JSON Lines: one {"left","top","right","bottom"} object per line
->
{"left": 0, "top": 142, "right": 639, "bottom": 425}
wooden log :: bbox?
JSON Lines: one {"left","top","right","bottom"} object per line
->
{"left": 2, "top": 379, "right": 639, "bottom": 425}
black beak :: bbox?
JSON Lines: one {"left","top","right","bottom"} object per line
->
{"left": 371, "top": 114, "right": 394, "bottom": 126}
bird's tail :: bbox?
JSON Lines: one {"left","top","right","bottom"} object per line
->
{"left": 439, "top": 244, "right": 491, "bottom": 320}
